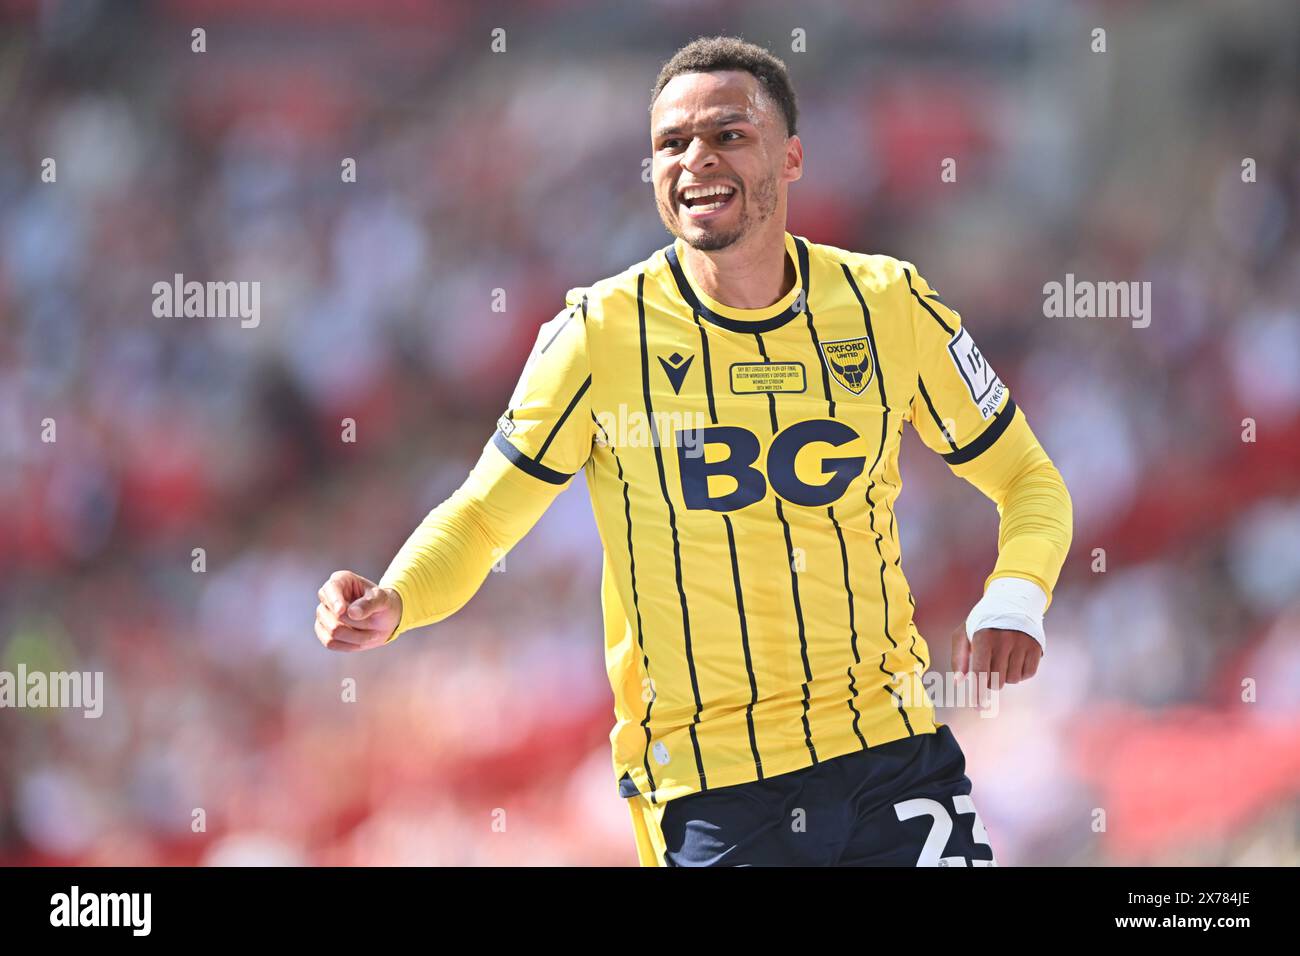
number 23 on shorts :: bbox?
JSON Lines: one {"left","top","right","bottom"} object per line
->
{"left": 894, "top": 794, "right": 998, "bottom": 867}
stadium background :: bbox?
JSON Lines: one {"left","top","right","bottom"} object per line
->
{"left": 1, "top": 0, "right": 1298, "bottom": 865}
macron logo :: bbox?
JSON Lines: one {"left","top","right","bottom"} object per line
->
{"left": 658, "top": 352, "right": 694, "bottom": 395}
{"left": 50, "top": 886, "right": 151, "bottom": 937}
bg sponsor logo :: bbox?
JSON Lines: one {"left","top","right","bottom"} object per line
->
{"left": 676, "top": 419, "right": 867, "bottom": 511}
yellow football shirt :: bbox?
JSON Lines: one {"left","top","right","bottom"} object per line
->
{"left": 379, "top": 230, "right": 1071, "bottom": 809}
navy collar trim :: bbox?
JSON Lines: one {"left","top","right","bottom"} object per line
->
{"left": 664, "top": 236, "right": 810, "bottom": 334}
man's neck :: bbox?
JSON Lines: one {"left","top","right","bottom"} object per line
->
{"left": 680, "top": 226, "right": 795, "bottom": 310}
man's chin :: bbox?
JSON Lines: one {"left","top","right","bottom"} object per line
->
{"left": 677, "top": 221, "right": 743, "bottom": 252}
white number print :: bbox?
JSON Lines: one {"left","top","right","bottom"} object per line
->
{"left": 893, "top": 794, "right": 998, "bottom": 867}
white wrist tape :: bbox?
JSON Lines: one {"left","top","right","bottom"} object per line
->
{"left": 966, "top": 577, "right": 1049, "bottom": 652}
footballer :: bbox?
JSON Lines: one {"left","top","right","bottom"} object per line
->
{"left": 315, "top": 36, "right": 1073, "bottom": 866}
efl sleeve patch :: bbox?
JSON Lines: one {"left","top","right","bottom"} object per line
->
{"left": 946, "top": 328, "right": 1006, "bottom": 420}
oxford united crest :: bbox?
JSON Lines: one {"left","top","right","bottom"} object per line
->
{"left": 819, "top": 337, "right": 875, "bottom": 395}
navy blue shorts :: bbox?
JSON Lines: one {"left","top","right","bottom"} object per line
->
{"left": 657, "top": 724, "right": 997, "bottom": 866}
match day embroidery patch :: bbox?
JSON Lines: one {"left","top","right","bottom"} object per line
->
{"left": 729, "top": 361, "right": 806, "bottom": 394}
{"left": 818, "top": 337, "right": 874, "bottom": 395}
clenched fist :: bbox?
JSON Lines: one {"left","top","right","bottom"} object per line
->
{"left": 950, "top": 624, "right": 1041, "bottom": 708}
{"left": 315, "top": 570, "right": 403, "bottom": 652}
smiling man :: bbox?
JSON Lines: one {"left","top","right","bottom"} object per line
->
{"left": 315, "top": 36, "right": 1073, "bottom": 866}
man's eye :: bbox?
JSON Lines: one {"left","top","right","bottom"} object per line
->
{"left": 661, "top": 139, "right": 684, "bottom": 150}
{"left": 720, "top": 130, "right": 743, "bottom": 141}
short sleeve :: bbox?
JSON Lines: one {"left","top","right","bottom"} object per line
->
{"left": 492, "top": 302, "right": 595, "bottom": 484}
{"left": 903, "top": 264, "right": 1018, "bottom": 466}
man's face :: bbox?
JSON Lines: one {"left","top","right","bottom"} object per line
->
{"left": 651, "top": 70, "right": 801, "bottom": 251}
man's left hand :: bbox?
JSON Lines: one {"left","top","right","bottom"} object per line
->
{"left": 951, "top": 625, "right": 1041, "bottom": 701}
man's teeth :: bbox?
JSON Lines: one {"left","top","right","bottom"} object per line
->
{"left": 681, "top": 184, "right": 735, "bottom": 212}
{"left": 692, "top": 198, "right": 729, "bottom": 212}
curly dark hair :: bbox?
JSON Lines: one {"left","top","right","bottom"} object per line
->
{"left": 650, "top": 36, "right": 799, "bottom": 137}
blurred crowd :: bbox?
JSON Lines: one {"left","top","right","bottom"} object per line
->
{"left": 1, "top": 0, "right": 1298, "bottom": 865}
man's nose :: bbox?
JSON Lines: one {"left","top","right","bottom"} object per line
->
{"left": 681, "top": 136, "right": 718, "bottom": 172}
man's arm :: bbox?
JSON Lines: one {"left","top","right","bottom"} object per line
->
{"left": 945, "top": 409, "right": 1072, "bottom": 682}
{"left": 376, "top": 439, "right": 573, "bottom": 640}
{"left": 901, "top": 262, "right": 1072, "bottom": 685}
{"left": 315, "top": 300, "right": 595, "bottom": 650}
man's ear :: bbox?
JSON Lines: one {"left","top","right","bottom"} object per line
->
{"left": 784, "top": 134, "right": 804, "bottom": 184}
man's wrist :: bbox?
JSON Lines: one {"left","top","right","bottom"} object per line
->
{"left": 966, "top": 577, "right": 1048, "bottom": 651}
{"left": 377, "top": 580, "right": 406, "bottom": 644}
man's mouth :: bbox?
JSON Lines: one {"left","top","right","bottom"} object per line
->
{"left": 678, "top": 182, "right": 737, "bottom": 219}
